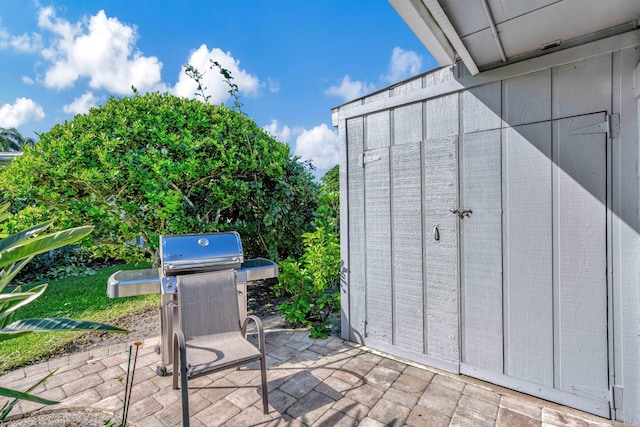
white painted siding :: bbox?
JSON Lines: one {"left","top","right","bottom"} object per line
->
{"left": 392, "top": 142, "right": 423, "bottom": 352}
{"left": 364, "top": 147, "right": 392, "bottom": 343}
{"left": 460, "top": 129, "right": 503, "bottom": 371}
{"left": 502, "top": 122, "right": 553, "bottom": 386}
{"left": 553, "top": 114, "right": 608, "bottom": 395}
{"left": 337, "top": 37, "right": 640, "bottom": 422}
{"left": 424, "top": 136, "right": 459, "bottom": 363}
{"left": 346, "top": 117, "right": 365, "bottom": 343}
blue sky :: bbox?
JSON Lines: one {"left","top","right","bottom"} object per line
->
{"left": 0, "top": 1, "right": 436, "bottom": 177}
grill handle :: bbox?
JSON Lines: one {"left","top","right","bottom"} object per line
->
{"left": 163, "top": 257, "right": 242, "bottom": 271}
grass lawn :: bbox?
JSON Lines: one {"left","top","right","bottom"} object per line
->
{"left": 0, "top": 263, "right": 160, "bottom": 374}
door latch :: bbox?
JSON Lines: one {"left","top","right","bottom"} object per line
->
{"left": 450, "top": 209, "right": 472, "bottom": 219}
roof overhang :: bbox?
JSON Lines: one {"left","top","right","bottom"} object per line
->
{"left": 389, "top": 0, "right": 640, "bottom": 75}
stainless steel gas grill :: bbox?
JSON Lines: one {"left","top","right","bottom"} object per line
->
{"left": 107, "top": 232, "right": 279, "bottom": 376}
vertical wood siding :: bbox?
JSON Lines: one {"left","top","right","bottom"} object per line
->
{"left": 393, "top": 103, "right": 423, "bottom": 145}
{"left": 462, "top": 82, "right": 502, "bottom": 133}
{"left": 364, "top": 146, "right": 392, "bottom": 343}
{"left": 612, "top": 46, "right": 640, "bottom": 424}
{"left": 552, "top": 54, "right": 612, "bottom": 120}
{"left": 392, "top": 142, "right": 424, "bottom": 352}
{"left": 366, "top": 111, "right": 391, "bottom": 150}
{"left": 553, "top": 114, "right": 608, "bottom": 395}
{"left": 426, "top": 94, "right": 459, "bottom": 139}
{"left": 502, "top": 69, "right": 551, "bottom": 126}
{"left": 346, "top": 117, "right": 366, "bottom": 343}
{"left": 502, "top": 122, "right": 553, "bottom": 386}
{"left": 339, "top": 120, "right": 350, "bottom": 340}
{"left": 424, "top": 136, "right": 459, "bottom": 362}
{"left": 460, "top": 129, "right": 503, "bottom": 371}
{"left": 338, "top": 44, "right": 640, "bottom": 422}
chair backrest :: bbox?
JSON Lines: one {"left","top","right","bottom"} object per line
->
{"left": 177, "top": 269, "right": 241, "bottom": 340}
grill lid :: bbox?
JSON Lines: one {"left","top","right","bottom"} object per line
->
{"left": 160, "top": 232, "right": 243, "bottom": 275}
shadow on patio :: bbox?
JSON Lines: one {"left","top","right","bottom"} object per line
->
{"left": 0, "top": 327, "right": 631, "bottom": 426}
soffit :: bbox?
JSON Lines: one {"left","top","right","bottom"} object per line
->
{"left": 390, "top": 0, "right": 640, "bottom": 74}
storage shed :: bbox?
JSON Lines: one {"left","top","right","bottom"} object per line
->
{"left": 332, "top": 0, "right": 640, "bottom": 423}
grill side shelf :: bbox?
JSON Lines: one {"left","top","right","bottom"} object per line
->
{"left": 107, "top": 258, "right": 279, "bottom": 299}
{"left": 107, "top": 268, "right": 161, "bottom": 298}
{"left": 235, "top": 258, "right": 279, "bottom": 284}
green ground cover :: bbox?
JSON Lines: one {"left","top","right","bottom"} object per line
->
{"left": 0, "top": 263, "right": 159, "bottom": 374}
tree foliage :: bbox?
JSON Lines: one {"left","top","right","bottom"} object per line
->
{"left": 0, "top": 128, "right": 35, "bottom": 152}
{"left": 0, "top": 92, "right": 318, "bottom": 262}
{"left": 320, "top": 164, "right": 339, "bottom": 194}
{"left": 273, "top": 167, "right": 340, "bottom": 338}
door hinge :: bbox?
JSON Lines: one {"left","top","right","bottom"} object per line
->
{"left": 570, "top": 114, "right": 619, "bottom": 138}
{"left": 362, "top": 154, "right": 381, "bottom": 166}
{"left": 609, "top": 114, "right": 620, "bottom": 138}
{"left": 612, "top": 385, "right": 623, "bottom": 410}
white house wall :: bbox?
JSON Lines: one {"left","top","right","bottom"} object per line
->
{"left": 336, "top": 32, "right": 640, "bottom": 423}
{"left": 612, "top": 47, "right": 640, "bottom": 423}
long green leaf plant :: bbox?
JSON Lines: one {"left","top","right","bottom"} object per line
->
{"left": 0, "top": 202, "right": 126, "bottom": 420}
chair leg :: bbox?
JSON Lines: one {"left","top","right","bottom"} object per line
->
{"left": 172, "top": 338, "right": 179, "bottom": 390}
{"left": 174, "top": 332, "right": 190, "bottom": 427}
{"left": 248, "top": 315, "right": 269, "bottom": 414}
{"left": 260, "top": 355, "right": 268, "bottom": 414}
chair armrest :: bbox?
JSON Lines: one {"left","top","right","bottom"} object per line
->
{"left": 242, "top": 315, "right": 264, "bottom": 337}
{"left": 242, "top": 315, "right": 265, "bottom": 352}
{"left": 173, "top": 329, "right": 187, "bottom": 390}
{"left": 174, "top": 329, "right": 186, "bottom": 349}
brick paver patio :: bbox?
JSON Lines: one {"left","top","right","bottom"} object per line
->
{"left": 0, "top": 327, "right": 634, "bottom": 426}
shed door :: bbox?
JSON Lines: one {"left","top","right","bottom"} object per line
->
{"left": 460, "top": 113, "right": 610, "bottom": 417}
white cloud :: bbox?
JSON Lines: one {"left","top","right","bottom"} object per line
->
{"left": 174, "top": 44, "right": 260, "bottom": 104}
{"left": 38, "top": 7, "right": 163, "bottom": 94}
{"left": 384, "top": 47, "right": 422, "bottom": 83}
{"left": 324, "top": 75, "right": 375, "bottom": 102}
{"left": 294, "top": 124, "right": 339, "bottom": 171}
{"left": 325, "top": 48, "right": 423, "bottom": 102}
{"left": 263, "top": 119, "right": 291, "bottom": 143}
{"left": 0, "top": 97, "right": 45, "bottom": 128}
{"left": 266, "top": 78, "right": 280, "bottom": 94}
{"left": 63, "top": 91, "right": 100, "bottom": 115}
{"left": 0, "top": 26, "right": 42, "bottom": 52}
{"left": 22, "top": 76, "right": 35, "bottom": 85}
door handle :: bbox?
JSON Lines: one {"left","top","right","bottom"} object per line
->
{"left": 450, "top": 208, "right": 473, "bottom": 219}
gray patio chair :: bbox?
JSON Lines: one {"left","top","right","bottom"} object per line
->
{"left": 172, "top": 269, "right": 268, "bottom": 426}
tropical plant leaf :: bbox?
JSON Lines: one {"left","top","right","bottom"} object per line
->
{"left": 0, "top": 219, "right": 124, "bottom": 421}
{"left": 0, "top": 369, "right": 58, "bottom": 420}
{"left": 0, "top": 256, "right": 34, "bottom": 293}
{"left": 0, "top": 202, "right": 9, "bottom": 216}
{"left": 0, "top": 212, "right": 11, "bottom": 225}
{"left": 0, "top": 284, "right": 47, "bottom": 320}
{"left": 0, "top": 226, "right": 93, "bottom": 269}
{"left": 0, "top": 386, "right": 57, "bottom": 406}
{"left": 0, "top": 220, "right": 53, "bottom": 254}
{"left": 1, "top": 317, "right": 127, "bottom": 334}
{"left": 0, "top": 329, "right": 33, "bottom": 342}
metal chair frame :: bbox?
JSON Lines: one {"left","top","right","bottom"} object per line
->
{"left": 171, "top": 271, "right": 268, "bottom": 427}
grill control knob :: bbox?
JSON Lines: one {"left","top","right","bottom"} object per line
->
{"left": 198, "top": 237, "right": 209, "bottom": 247}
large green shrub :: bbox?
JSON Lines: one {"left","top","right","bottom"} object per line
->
{"left": 273, "top": 167, "right": 340, "bottom": 338}
{"left": 0, "top": 92, "right": 317, "bottom": 262}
